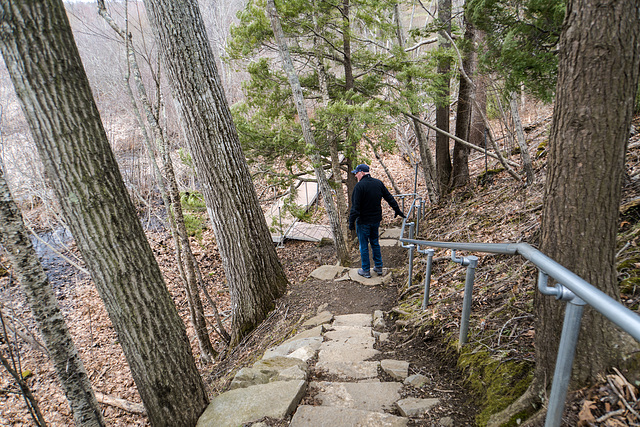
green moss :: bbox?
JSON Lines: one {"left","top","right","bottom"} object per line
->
{"left": 183, "top": 212, "right": 206, "bottom": 240}
{"left": 180, "top": 191, "right": 207, "bottom": 212}
{"left": 457, "top": 345, "right": 534, "bottom": 426}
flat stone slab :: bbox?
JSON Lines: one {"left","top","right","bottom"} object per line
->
{"left": 263, "top": 336, "right": 322, "bottom": 360}
{"left": 396, "top": 397, "right": 440, "bottom": 417}
{"left": 323, "top": 327, "right": 375, "bottom": 348}
{"left": 302, "top": 311, "right": 334, "bottom": 328}
{"left": 310, "top": 265, "right": 348, "bottom": 280}
{"left": 404, "top": 374, "right": 429, "bottom": 388}
{"left": 381, "top": 359, "right": 410, "bottom": 381}
{"left": 318, "top": 343, "right": 379, "bottom": 363}
{"left": 290, "top": 405, "right": 408, "bottom": 427}
{"left": 380, "top": 228, "right": 402, "bottom": 239}
{"left": 312, "top": 381, "right": 402, "bottom": 412}
{"left": 333, "top": 313, "right": 372, "bottom": 328}
{"left": 316, "top": 361, "right": 380, "bottom": 380}
{"left": 197, "top": 380, "right": 307, "bottom": 427}
{"left": 348, "top": 268, "right": 393, "bottom": 285}
{"left": 286, "top": 325, "right": 324, "bottom": 342}
{"left": 379, "top": 239, "right": 399, "bottom": 247}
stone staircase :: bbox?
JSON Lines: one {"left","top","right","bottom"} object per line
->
{"left": 197, "top": 309, "right": 452, "bottom": 427}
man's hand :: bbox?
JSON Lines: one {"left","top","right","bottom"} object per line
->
{"left": 394, "top": 209, "right": 406, "bottom": 218}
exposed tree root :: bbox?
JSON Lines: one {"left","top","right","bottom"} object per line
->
{"left": 487, "top": 377, "right": 545, "bottom": 427}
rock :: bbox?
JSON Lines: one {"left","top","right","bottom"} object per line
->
{"left": 263, "top": 336, "right": 322, "bottom": 360}
{"left": 323, "top": 326, "right": 375, "bottom": 348}
{"left": 312, "top": 381, "right": 402, "bottom": 412}
{"left": 439, "top": 416, "right": 454, "bottom": 426}
{"left": 404, "top": 374, "right": 429, "bottom": 388}
{"left": 315, "top": 361, "right": 380, "bottom": 380}
{"left": 287, "top": 346, "right": 316, "bottom": 362}
{"left": 229, "top": 357, "right": 308, "bottom": 389}
{"left": 286, "top": 325, "right": 324, "bottom": 342}
{"left": 395, "top": 397, "right": 440, "bottom": 417}
{"left": 318, "top": 343, "right": 379, "bottom": 363}
{"left": 310, "top": 265, "right": 347, "bottom": 281}
{"left": 373, "top": 316, "right": 386, "bottom": 332}
{"left": 333, "top": 313, "right": 372, "bottom": 328}
{"left": 302, "top": 311, "right": 334, "bottom": 328}
{"left": 379, "top": 239, "right": 399, "bottom": 247}
{"left": 380, "top": 228, "right": 402, "bottom": 239}
{"left": 290, "top": 405, "right": 408, "bottom": 427}
{"left": 197, "top": 380, "right": 307, "bottom": 427}
{"left": 316, "top": 303, "right": 329, "bottom": 314}
{"left": 381, "top": 359, "right": 410, "bottom": 381}
{"left": 373, "top": 332, "right": 390, "bottom": 342}
{"left": 348, "top": 268, "right": 392, "bottom": 285}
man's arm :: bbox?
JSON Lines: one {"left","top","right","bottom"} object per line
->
{"left": 348, "top": 185, "right": 361, "bottom": 230}
{"left": 381, "top": 185, "right": 405, "bottom": 218}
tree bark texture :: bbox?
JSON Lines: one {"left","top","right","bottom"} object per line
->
{"left": 452, "top": 18, "right": 475, "bottom": 188}
{"left": 509, "top": 94, "right": 535, "bottom": 185}
{"left": 266, "top": 0, "right": 351, "bottom": 266}
{"left": 393, "top": 2, "right": 438, "bottom": 202}
{"left": 435, "top": 0, "right": 452, "bottom": 195}
{"left": 0, "top": 167, "right": 105, "bottom": 426}
{"left": 342, "top": 0, "right": 358, "bottom": 219}
{"left": 97, "top": 0, "right": 216, "bottom": 362}
{"left": 468, "top": 31, "right": 487, "bottom": 169}
{"left": 142, "top": 0, "right": 289, "bottom": 345}
{"left": 539, "top": 0, "right": 640, "bottom": 387}
{"left": 0, "top": 2, "right": 209, "bottom": 425}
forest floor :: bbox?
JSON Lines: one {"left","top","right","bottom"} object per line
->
{"left": 1, "top": 104, "right": 640, "bottom": 426}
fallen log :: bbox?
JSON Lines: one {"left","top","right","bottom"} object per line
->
{"left": 95, "top": 391, "right": 146, "bottom": 415}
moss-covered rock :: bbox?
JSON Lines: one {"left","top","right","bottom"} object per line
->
{"left": 457, "top": 345, "right": 534, "bottom": 426}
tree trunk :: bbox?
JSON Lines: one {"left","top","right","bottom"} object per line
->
{"left": 435, "top": 0, "right": 452, "bottom": 196}
{"left": 266, "top": 0, "right": 351, "bottom": 266}
{"left": 393, "top": 2, "right": 438, "bottom": 202}
{"left": 142, "top": 0, "right": 288, "bottom": 345}
{"left": 468, "top": 32, "right": 487, "bottom": 165}
{"left": 0, "top": 165, "right": 104, "bottom": 426}
{"left": 452, "top": 18, "right": 475, "bottom": 188}
{"left": 97, "top": 0, "right": 216, "bottom": 363}
{"left": 538, "top": 0, "right": 640, "bottom": 390}
{"left": 342, "top": 0, "right": 358, "bottom": 227}
{"left": 509, "top": 93, "right": 535, "bottom": 185}
{"left": 0, "top": 1, "right": 209, "bottom": 425}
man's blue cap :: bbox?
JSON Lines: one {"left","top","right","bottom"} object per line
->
{"left": 351, "top": 164, "right": 370, "bottom": 174}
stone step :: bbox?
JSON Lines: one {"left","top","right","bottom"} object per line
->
{"left": 311, "top": 381, "right": 402, "bottom": 413}
{"left": 196, "top": 380, "right": 306, "bottom": 427}
{"left": 289, "top": 405, "right": 408, "bottom": 427}
{"left": 333, "top": 313, "right": 372, "bottom": 327}
{"left": 315, "top": 360, "right": 380, "bottom": 381}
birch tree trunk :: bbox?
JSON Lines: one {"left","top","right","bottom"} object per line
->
{"left": 141, "top": 0, "right": 288, "bottom": 345}
{"left": 97, "top": 0, "right": 216, "bottom": 363}
{"left": 509, "top": 93, "right": 535, "bottom": 184}
{"left": 393, "top": 2, "right": 438, "bottom": 203}
{"left": 266, "top": 0, "right": 351, "bottom": 266}
{"left": 0, "top": 1, "right": 209, "bottom": 425}
{"left": 0, "top": 165, "right": 104, "bottom": 427}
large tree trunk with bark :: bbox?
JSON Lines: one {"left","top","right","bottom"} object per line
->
{"left": 266, "top": 0, "right": 350, "bottom": 266}
{"left": 452, "top": 18, "right": 475, "bottom": 188}
{"left": 393, "top": 2, "right": 438, "bottom": 203}
{"left": 0, "top": 166, "right": 104, "bottom": 426}
{"left": 97, "top": 0, "right": 216, "bottom": 363}
{"left": 142, "top": 0, "right": 288, "bottom": 345}
{"left": 538, "top": 0, "right": 640, "bottom": 387}
{"left": 0, "top": 1, "right": 209, "bottom": 425}
{"left": 435, "top": 0, "right": 452, "bottom": 196}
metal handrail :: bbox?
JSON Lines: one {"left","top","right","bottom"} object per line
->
{"left": 398, "top": 198, "right": 640, "bottom": 427}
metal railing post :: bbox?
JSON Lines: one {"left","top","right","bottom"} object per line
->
{"left": 422, "top": 249, "right": 435, "bottom": 309}
{"left": 407, "top": 223, "right": 415, "bottom": 286}
{"left": 458, "top": 255, "right": 479, "bottom": 345}
{"left": 545, "top": 297, "right": 586, "bottom": 427}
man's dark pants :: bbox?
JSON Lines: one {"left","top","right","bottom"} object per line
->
{"left": 356, "top": 222, "right": 382, "bottom": 272}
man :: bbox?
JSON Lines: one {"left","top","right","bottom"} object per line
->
{"left": 348, "top": 164, "right": 405, "bottom": 278}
